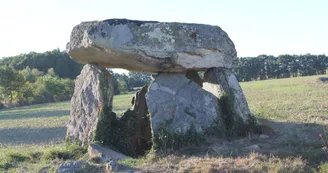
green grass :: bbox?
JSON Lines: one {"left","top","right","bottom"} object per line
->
{"left": 0, "top": 75, "right": 328, "bottom": 172}
{"left": 0, "top": 94, "right": 134, "bottom": 172}
{"left": 0, "top": 143, "right": 86, "bottom": 172}
{"left": 241, "top": 75, "right": 328, "bottom": 123}
{"left": 113, "top": 93, "right": 134, "bottom": 115}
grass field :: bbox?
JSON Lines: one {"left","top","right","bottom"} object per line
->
{"left": 0, "top": 74, "right": 328, "bottom": 172}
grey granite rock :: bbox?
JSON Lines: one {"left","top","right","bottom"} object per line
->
{"left": 203, "top": 68, "right": 258, "bottom": 135}
{"left": 66, "top": 64, "right": 114, "bottom": 145}
{"left": 146, "top": 73, "right": 226, "bottom": 136}
{"left": 66, "top": 19, "right": 237, "bottom": 72}
{"left": 88, "top": 143, "right": 129, "bottom": 162}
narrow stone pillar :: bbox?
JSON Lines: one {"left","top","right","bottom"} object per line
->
{"left": 129, "top": 85, "right": 152, "bottom": 155}
{"left": 66, "top": 64, "right": 115, "bottom": 145}
{"left": 203, "top": 68, "right": 259, "bottom": 136}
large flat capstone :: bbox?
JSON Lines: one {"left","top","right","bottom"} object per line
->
{"left": 66, "top": 19, "right": 237, "bottom": 73}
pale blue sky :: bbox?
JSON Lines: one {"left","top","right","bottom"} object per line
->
{"left": 0, "top": 0, "right": 327, "bottom": 58}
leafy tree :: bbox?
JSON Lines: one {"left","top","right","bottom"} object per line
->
{"left": 234, "top": 54, "right": 327, "bottom": 82}
{"left": 0, "top": 66, "right": 26, "bottom": 104}
{"left": 0, "top": 49, "right": 83, "bottom": 79}
{"left": 128, "top": 72, "right": 152, "bottom": 88}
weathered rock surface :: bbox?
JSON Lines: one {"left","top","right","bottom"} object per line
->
{"left": 66, "top": 19, "right": 237, "bottom": 73}
{"left": 96, "top": 85, "right": 152, "bottom": 157}
{"left": 129, "top": 85, "right": 152, "bottom": 155}
{"left": 88, "top": 143, "right": 129, "bottom": 162}
{"left": 146, "top": 73, "right": 226, "bottom": 137}
{"left": 55, "top": 160, "right": 88, "bottom": 173}
{"left": 66, "top": 64, "right": 115, "bottom": 145}
{"left": 203, "top": 68, "right": 258, "bottom": 135}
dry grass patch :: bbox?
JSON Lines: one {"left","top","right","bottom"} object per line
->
{"left": 137, "top": 153, "right": 311, "bottom": 173}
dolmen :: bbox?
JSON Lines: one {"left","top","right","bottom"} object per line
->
{"left": 65, "top": 19, "right": 259, "bottom": 156}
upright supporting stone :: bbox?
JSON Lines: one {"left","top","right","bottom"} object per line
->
{"left": 128, "top": 85, "right": 152, "bottom": 155}
{"left": 146, "top": 73, "right": 226, "bottom": 150}
{"left": 203, "top": 68, "right": 258, "bottom": 135}
{"left": 66, "top": 64, "right": 115, "bottom": 145}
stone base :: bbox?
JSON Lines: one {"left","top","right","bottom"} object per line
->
{"left": 146, "top": 73, "right": 226, "bottom": 150}
{"left": 67, "top": 65, "right": 258, "bottom": 154}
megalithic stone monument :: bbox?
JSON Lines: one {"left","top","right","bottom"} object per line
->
{"left": 66, "top": 19, "right": 259, "bottom": 155}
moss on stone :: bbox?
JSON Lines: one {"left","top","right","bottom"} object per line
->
{"left": 95, "top": 109, "right": 152, "bottom": 158}
{"left": 94, "top": 76, "right": 152, "bottom": 158}
{"left": 204, "top": 118, "right": 226, "bottom": 138}
{"left": 93, "top": 67, "right": 115, "bottom": 144}
{"left": 219, "top": 91, "right": 260, "bottom": 136}
{"left": 152, "top": 120, "right": 204, "bottom": 152}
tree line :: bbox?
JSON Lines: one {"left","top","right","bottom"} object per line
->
{"left": 0, "top": 49, "right": 326, "bottom": 108}
{"left": 0, "top": 49, "right": 82, "bottom": 79}
{"left": 0, "top": 66, "right": 74, "bottom": 107}
{"left": 0, "top": 49, "right": 152, "bottom": 107}
{"left": 233, "top": 54, "right": 327, "bottom": 82}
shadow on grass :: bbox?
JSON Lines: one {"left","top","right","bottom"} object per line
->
{"left": 0, "top": 127, "right": 66, "bottom": 146}
{"left": 0, "top": 110, "right": 69, "bottom": 120}
{"left": 1, "top": 101, "right": 70, "bottom": 111}
{"left": 175, "top": 118, "right": 327, "bottom": 165}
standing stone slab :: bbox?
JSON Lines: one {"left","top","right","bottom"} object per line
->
{"left": 66, "top": 19, "right": 237, "bottom": 73}
{"left": 146, "top": 73, "right": 226, "bottom": 149}
{"left": 66, "top": 64, "right": 114, "bottom": 145}
{"left": 130, "top": 85, "right": 152, "bottom": 154}
{"left": 203, "top": 68, "right": 258, "bottom": 135}
{"left": 117, "top": 85, "right": 152, "bottom": 156}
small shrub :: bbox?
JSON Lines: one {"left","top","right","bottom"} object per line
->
{"left": 7, "top": 152, "right": 29, "bottom": 162}
{"left": 318, "top": 163, "right": 328, "bottom": 173}
{"left": 27, "top": 152, "right": 43, "bottom": 163}
{"left": 42, "top": 144, "right": 86, "bottom": 161}
{"left": 0, "top": 163, "right": 13, "bottom": 171}
{"left": 0, "top": 152, "right": 29, "bottom": 171}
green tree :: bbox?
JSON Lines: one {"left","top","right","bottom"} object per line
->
{"left": 0, "top": 66, "right": 26, "bottom": 105}
{"left": 128, "top": 72, "right": 151, "bottom": 88}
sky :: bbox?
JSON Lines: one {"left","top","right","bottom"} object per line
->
{"left": 0, "top": 0, "right": 327, "bottom": 59}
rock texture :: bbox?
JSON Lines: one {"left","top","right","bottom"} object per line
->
{"left": 203, "top": 68, "right": 258, "bottom": 135}
{"left": 88, "top": 143, "right": 129, "bottom": 162}
{"left": 96, "top": 85, "right": 152, "bottom": 157}
{"left": 66, "top": 19, "right": 237, "bottom": 73}
{"left": 66, "top": 64, "right": 114, "bottom": 145}
{"left": 56, "top": 160, "right": 88, "bottom": 173}
{"left": 146, "top": 73, "right": 226, "bottom": 136}
{"left": 65, "top": 18, "right": 258, "bottom": 154}
{"left": 129, "top": 85, "right": 152, "bottom": 155}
